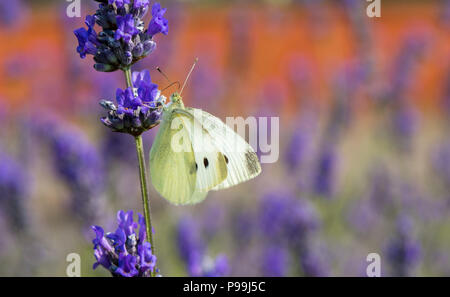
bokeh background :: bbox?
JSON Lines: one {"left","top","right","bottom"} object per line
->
{"left": 0, "top": 0, "right": 449, "bottom": 276}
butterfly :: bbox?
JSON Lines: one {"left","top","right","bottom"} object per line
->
{"left": 149, "top": 64, "right": 261, "bottom": 205}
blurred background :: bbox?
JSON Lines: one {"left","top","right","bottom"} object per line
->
{"left": 0, "top": 0, "right": 449, "bottom": 276}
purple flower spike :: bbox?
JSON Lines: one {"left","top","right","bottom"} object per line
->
{"left": 91, "top": 210, "right": 156, "bottom": 277}
{"left": 100, "top": 70, "right": 164, "bottom": 135}
{"left": 0, "top": 153, "right": 29, "bottom": 232}
{"left": 176, "top": 216, "right": 229, "bottom": 277}
{"left": 74, "top": 0, "right": 167, "bottom": 71}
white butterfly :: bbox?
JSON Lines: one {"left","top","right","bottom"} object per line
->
{"left": 149, "top": 92, "right": 262, "bottom": 205}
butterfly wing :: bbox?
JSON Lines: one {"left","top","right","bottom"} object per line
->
{"left": 149, "top": 108, "right": 227, "bottom": 205}
{"left": 149, "top": 110, "right": 202, "bottom": 205}
{"left": 170, "top": 108, "right": 228, "bottom": 192}
{"left": 186, "top": 108, "right": 262, "bottom": 190}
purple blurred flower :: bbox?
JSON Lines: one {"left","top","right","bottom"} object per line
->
{"left": 101, "top": 131, "right": 137, "bottom": 165}
{"left": 285, "top": 129, "right": 311, "bottom": 173}
{"left": 34, "top": 119, "right": 105, "bottom": 224}
{"left": 0, "top": 153, "right": 28, "bottom": 232}
{"left": 259, "top": 192, "right": 293, "bottom": 239}
{"left": 259, "top": 191, "right": 319, "bottom": 247}
{"left": 232, "top": 210, "right": 255, "bottom": 247}
{"left": 0, "top": 0, "right": 27, "bottom": 28}
{"left": 347, "top": 199, "right": 380, "bottom": 234}
{"left": 367, "top": 164, "right": 394, "bottom": 211}
{"left": 201, "top": 204, "right": 225, "bottom": 240}
{"left": 190, "top": 57, "right": 223, "bottom": 109}
{"left": 176, "top": 216, "right": 229, "bottom": 276}
{"left": 176, "top": 216, "right": 205, "bottom": 275}
{"left": 299, "top": 248, "right": 330, "bottom": 277}
{"left": 92, "top": 210, "right": 156, "bottom": 277}
{"left": 261, "top": 245, "right": 289, "bottom": 277}
{"left": 443, "top": 69, "right": 450, "bottom": 117}
{"left": 432, "top": 141, "right": 450, "bottom": 189}
{"left": 441, "top": 0, "right": 450, "bottom": 28}
{"left": 391, "top": 105, "right": 419, "bottom": 150}
{"left": 201, "top": 254, "right": 230, "bottom": 277}
{"left": 385, "top": 216, "right": 421, "bottom": 276}
{"left": 385, "top": 35, "right": 428, "bottom": 103}
{"left": 313, "top": 146, "right": 337, "bottom": 198}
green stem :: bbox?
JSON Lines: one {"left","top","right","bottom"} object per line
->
{"left": 124, "top": 66, "right": 133, "bottom": 89}
{"left": 123, "top": 67, "right": 156, "bottom": 276}
{"left": 135, "top": 135, "right": 156, "bottom": 271}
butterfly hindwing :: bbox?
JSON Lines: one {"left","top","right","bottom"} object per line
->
{"left": 171, "top": 108, "right": 228, "bottom": 192}
{"left": 186, "top": 108, "right": 262, "bottom": 190}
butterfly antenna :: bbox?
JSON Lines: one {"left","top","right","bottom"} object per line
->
{"left": 162, "top": 81, "right": 181, "bottom": 92}
{"left": 156, "top": 67, "right": 171, "bottom": 83}
{"left": 157, "top": 67, "right": 181, "bottom": 91}
{"left": 180, "top": 58, "right": 199, "bottom": 95}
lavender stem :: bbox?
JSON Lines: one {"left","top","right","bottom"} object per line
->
{"left": 123, "top": 67, "right": 156, "bottom": 276}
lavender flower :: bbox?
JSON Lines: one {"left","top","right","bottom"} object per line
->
{"left": 312, "top": 146, "right": 337, "bottom": 198}
{"left": 285, "top": 131, "right": 309, "bottom": 173}
{"left": 92, "top": 210, "right": 156, "bottom": 277}
{"left": 386, "top": 35, "right": 428, "bottom": 103}
{"left": 0, "top": 153, "right": 28, "bottom": 232}
{"left": 115, "top": 14, "right": 140, "bottom": 43}
{"left": 176, "top": 216, "right": 229, "bottom": 276}
{"left": 232, "top": 211, "right": 255, "bottom": 247}
{"left": 367, "top": 164, "right": 394, "bottom": 211}
{"left": 100, "top": 70, "right": 164, "bottom": 135}
{"left": 284, "top": 114, "right": 315, "bottom": 173}
{"left": 35, "top": 119, "right": 105, "bottom": 224}
{"left": 176, "top": 216, "right": 205, "bottom": 276}
{"left": 442, "top": 69, "right": 450, "bottom": 119}
{"left": 386, "top": 216, "right": 421, "bottom": 276}
{"left": 259, "top": 191, "right": 319, "bottom": 248}
{"left": 261, "top": 245, "right": 289, "bottom": 277}
{"left": 431, "top": 141, "right": 450, "bottom": 190}
{"left": 200, "top": 254, "right": 230, "bottom": 277}
{"left": 200, "top": 205, "right": 225, "bottom": 240}
{"left": 0, "top": 0, "right": 27, "bottom": 28}
{"left": 74, "top": 1, "right": 168, "bottom": 72}
{"left": 299, "top": 248, "right": 330, "bottom": 277}
{"left": 391, "top": 105, "right": 419, "bottom": 151}
{"left": 148, "top": 3, "right": 169, "bottom": 36}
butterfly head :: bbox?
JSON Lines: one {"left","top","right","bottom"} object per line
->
{"left": 169, "top": 92, "right": 184, "bottom": 107}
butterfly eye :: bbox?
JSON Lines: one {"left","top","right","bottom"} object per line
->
{"left": 203, "top": 158, "right": 209, "bottom": 168}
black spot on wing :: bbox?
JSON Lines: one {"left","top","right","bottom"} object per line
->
{"left": 189, "top": 162, "right": 198, "bottom": 175}
{"left": 224, "top": 155, "right": 229, "bottom": 164}
{"left": 203, "top": 158, "right": 209, "bottom": 168}
{"left": 245, "top": 150, "right": 260, "bottom": 175}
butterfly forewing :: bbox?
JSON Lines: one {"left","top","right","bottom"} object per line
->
{"left": 149, "top": 108, "right": 228, "bottom": 205}
{"left": 149, "top": 111, "right": 203, "bottom": 205}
